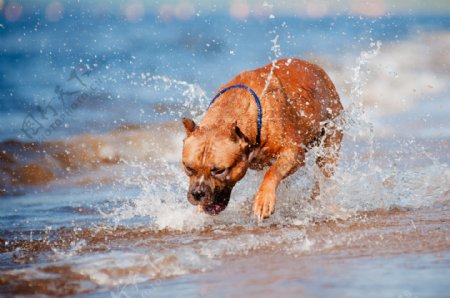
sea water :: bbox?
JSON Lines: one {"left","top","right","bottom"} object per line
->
{"left": 0, "top": 12, "right": 449, "bottom": 297}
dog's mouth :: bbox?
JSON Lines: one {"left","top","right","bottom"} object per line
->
{"left": 201, "top": 202, "right": 228, "bottom": 215}
{"left": 199, "top": 187, "right": 232, "bottom": 216}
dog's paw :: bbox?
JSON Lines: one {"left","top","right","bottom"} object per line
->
{"left": 253, "top": 190, "right": 276, "bottom": 220}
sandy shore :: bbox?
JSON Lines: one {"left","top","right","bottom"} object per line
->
{"left": 97, "top": 201, "right": 450, "bottom": 298}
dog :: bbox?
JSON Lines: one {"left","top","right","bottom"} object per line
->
{"left": 181, "top": 58, "right": 343, "bottom": 220}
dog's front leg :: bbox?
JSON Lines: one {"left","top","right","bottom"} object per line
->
{"left": 253, "top": 148, "right": 305, "bottom": 220}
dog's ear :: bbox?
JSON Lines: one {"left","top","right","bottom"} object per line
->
{"left": 182, "top": 117, "right": 197, "bottom": 136}
{"left": 232, "top": 121, "right": 251, "bottom": 144}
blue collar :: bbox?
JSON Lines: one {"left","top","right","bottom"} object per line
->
{"left": 208, "top": 84, "right": 262, "bottom": 145}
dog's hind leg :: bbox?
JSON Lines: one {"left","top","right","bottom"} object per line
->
{"left": 312, "top": 123, "right": 343, "bottom": 198}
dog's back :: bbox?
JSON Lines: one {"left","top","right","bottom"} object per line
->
{"left": 203, "top": 58, "right": 342, "bottom": 154}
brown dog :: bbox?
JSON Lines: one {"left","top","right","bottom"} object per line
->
{"left": 182, "top": 58, "right": 343, "bottom": 220}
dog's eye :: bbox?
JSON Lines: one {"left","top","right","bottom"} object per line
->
{"left": 211, "top": 167, "right": 227, "bottom": 176}
{"left": 184, "top": 165, "right": 195, "bottom": 176}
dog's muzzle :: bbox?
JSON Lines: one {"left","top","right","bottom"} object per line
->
{"left": 188, "top": 183, "right": 210, "bottom": 205}
{"left": 188, "top": 184, "right": 232, "bottom": 215}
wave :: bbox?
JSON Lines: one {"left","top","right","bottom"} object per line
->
{"left": 1, "top": 203, "right": 449, "bottom": 296}
{"left": 0, "top": 123, "right": 184, "bottom": 196}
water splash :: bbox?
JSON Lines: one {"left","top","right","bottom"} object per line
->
{"left": 129, "top": 73, "right": 210, "bottom": 121}
{"left": 100, "top": 40, "right": 448, "bottom": 232}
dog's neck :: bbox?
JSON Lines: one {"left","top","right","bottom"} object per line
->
{"left": 202, "top": 112, "right": 260, "bottom": 146}
{"left": 207, "top": 84, "right": 262, "bottom": 145}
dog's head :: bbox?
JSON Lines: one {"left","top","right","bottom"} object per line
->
{"left": 181, "top": 117, "right": 252, "bottom": 215}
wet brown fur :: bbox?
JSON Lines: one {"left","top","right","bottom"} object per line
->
{"left": 182, "top": 58, "right": 343, "bottom": 220}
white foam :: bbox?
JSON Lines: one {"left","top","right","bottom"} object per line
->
{"left": 336, "top": 32, "right": 450, "bottom": 118}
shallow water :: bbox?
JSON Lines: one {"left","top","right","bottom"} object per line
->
{"left": 1, "top": 10, "right": 450, "bottom": 297}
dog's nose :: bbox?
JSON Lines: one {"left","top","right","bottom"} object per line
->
{"left": 191, "top": 189, "right": 206, "bottom": 201}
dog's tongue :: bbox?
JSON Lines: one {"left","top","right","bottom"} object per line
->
{"left": 203, "top": 203, "right": 226, "bottom": 215}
